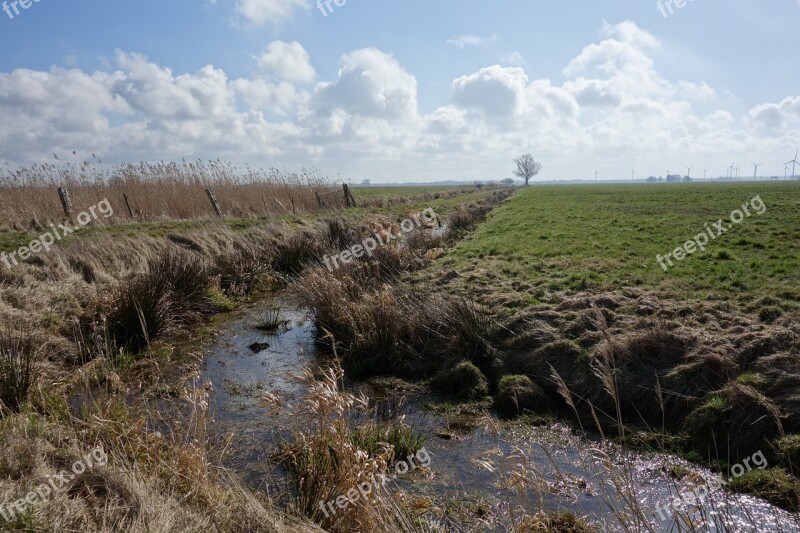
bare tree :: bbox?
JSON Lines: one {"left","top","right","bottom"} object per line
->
{"left": 513, "top": 154, "right": 542, "bottom": 186}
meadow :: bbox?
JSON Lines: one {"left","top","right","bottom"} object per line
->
{"left": 449, "top": 182, "right": 800, "bottom": 308}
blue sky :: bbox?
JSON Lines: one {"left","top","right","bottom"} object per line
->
{"left": 1, "top": 0, "right": 799, "bottom": 181}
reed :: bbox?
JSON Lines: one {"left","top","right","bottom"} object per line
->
{"left": 0, "top": 160, "right": 345, "bottom": 228}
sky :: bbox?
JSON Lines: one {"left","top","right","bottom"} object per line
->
{"left": 1, "top": 0, "right": 799, "bottom": 182}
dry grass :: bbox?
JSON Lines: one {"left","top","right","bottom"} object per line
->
{"left": 0, "top": 160, "right": 345, "bottom": 228}
{"left": 275, "top": 363, "right": 418, "bottom": 532}
{"left": 0, "top": 329, "right": 39, "bottom": 412}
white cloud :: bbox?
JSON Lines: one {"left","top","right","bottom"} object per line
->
{"left": 748, "top": 96, "right": 800, "bottom": 136}
{"left": 446, "top": 35, "right": 494, "bottom": 49}
{"left": 311, "top": 48, "right": 418, "bottom": 121}
{"left": 232, "top": 78, "right": 306, "bottom": 115}
{"left": 453, "top": 66, "right": 529, "bottom": 117}
{"left": 235, "top": 0, "right": 310, "bottom": 25}
{"left": 255, "top": 41, "right": 316, "bottom": 83}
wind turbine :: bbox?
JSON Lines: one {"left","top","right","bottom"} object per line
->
{"left": 734, "top": 163, "right": 740, "bottom": 179}
{"left": 752, "top": 162, "right": 763, "bottom": 180}
{"left": 686, "top": 166, "right": 692, "bottom": 179}
{"left": 703, "top": 168, "right": 709, "bottom": 179}
{"left": 632, "top": 169, "right": 636, "bottom": 180}
{"left": 785, "top": 147, "right": 800, "bottom": 180}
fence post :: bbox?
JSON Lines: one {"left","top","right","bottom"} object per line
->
{"left": 342, "top": 184, "right": 350, "bottom": 208}
{"left": 348, "top": 185, "right": 357, "bottom": 208}
{"left": 57, "top": 187, "right": 73, "bottom": 219}
{"left": 315, "top": 191, "right": 324, "bottom": 209}
{"left": 205, "top": 189, "right": 222, "bottom": 217}
{"left": 291, "top": 196, "right": 296, "bottom": 214}
{"left": 123, "top": 194, "right": 135, "bottom": 218}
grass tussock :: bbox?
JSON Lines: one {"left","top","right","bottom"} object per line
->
{"left": 106, "top": 249, "right": 214, "bottom": 352}
{"left": 0, "top": 329, "right": 39, "bottom": 412}
{"left": 430, "top": 361, "right": 489, "bottom": 401}
{"left": 298, "top": 277, "right": 500, "bottom": 379}
{"left": 276, "top": 364, "right": 417, "bottom": 532}
{"left": 214, "top": 247, "right": 271, "bottom": 296}
{"left": 495, "top": 375, "right": 549, "bottom": 418}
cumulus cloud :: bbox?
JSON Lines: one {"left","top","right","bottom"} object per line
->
{"left": 255, "top": 41, "right": 316, "bottom": 83}
{"left": 311, "top": 48, "right": 418, "bottom": 121}
{"left": 1, "top": 20, "right": 798, "bottom": 180}
{"left": 748, "top": 96, "right": 800, "bottom": 136}
{"left": 453, "top": 66, "right": 529, "bottom": 117}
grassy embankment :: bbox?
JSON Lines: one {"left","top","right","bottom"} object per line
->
{"left": 0, "top": 171, "right": 491, "bottom": 532}
{"left": 426, "top": 182, "right": 800, "bottom": 506}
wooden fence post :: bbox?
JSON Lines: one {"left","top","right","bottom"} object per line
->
{"left": 57, "top": 187, "right": 73, "bottom": 219}
{"left": 205, "top": 189, "right": 222, "bottom": 217}
{"left": 291, "top": 196, "right": 296, "bottom": 214}
{"left": 123, "top": 194, "right": 135, "bottom": 218}
{"left": 315, "top": 191, "right": 324, "bottom": 209}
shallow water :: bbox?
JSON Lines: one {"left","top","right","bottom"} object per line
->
{"left": 201, "top": 299, "right": 800, "bottom": 532}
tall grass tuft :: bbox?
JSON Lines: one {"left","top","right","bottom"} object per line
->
{"left": 277, "top": 363, "right": 414, "bottom": 532}
{"left": 107, "top": 249, "right": 214, "bottom": 352}
{"left": 215, "top": 248, "right": 270, "bottom": 296}
{"left": 0, "top": 329, "right": 39, "bottom": 412}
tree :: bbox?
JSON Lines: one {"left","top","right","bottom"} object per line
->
{"left": 513, "top": 154, "right": 542, "bottom": 186}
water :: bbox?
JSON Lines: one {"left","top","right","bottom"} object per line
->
{"left": 200, "top": 299, "right": 800, "bottom": 532}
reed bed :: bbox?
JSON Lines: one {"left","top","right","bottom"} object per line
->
{"left": 0, "top": 159, "right": 346, "bottom": 228}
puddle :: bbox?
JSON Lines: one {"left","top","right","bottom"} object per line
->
{"left": 201, "top": 299, "right": 800, "bottom": 531}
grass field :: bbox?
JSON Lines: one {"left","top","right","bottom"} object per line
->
{"left": 351, "top": 185, "right": 465, "bottom": 198}
{"left": 449, "top": 182, "right": 800, "bottom": 308}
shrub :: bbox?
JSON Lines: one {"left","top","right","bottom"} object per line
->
{"left": 430, "top": 361, "right": 489, "bottom": 400}
{"left": 496, "top": 375, "right": 549, "bottom": 417}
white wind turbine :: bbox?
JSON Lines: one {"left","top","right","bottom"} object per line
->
{"left": 686, "top": 166, "right": 692, "bottom": 178}
{"left": 786, "top": 147, "right": 800, "bottom": 180}
{"left": 752, "top": 162, "right": 763, "bottom": 180}
{"left": 703, "top": 168, "right": 709, "bottom": 179}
